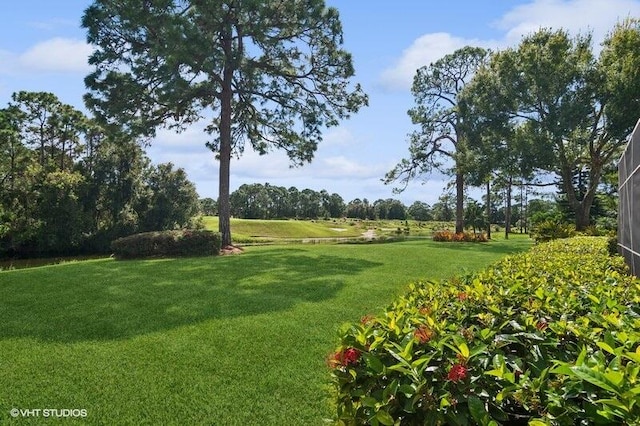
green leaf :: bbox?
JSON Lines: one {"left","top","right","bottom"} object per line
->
{"left": 383, "top": 379, "right": 399, "bottom": 400}
{"left": 375, "top": 410, "right": 395, "bottom": 426}
{"left": 398, "top": 384, "right": 415, "bottom": 397}
{"left": 469, "top": 344, "right": 488, "bottom": 358}
{"left": 440, "top": 397, "right": 451, "bottom": 408}
{"left": 364, "top": 353, "right": 385, "bottom": 374}
{"left": 467, "top": 396, "right": 488, "bottom": 424}
{"left": 594, "top": 398, "right": 629, "bottom": 412}
{"left": 623, "top": 351, "right": 640, "bottom": 363}
{"left": 587, "top": 294, "right": 600, "bottom": 304}
{"left": 596, "top": 341, "right": 616, "bottom": 355}
{"left": 485, "top": 369, "right": 504, "bottom": 379}
{"left": 528, "top": 420, "right": 549, "bottom": 426}
{"left": 401, "top": 338, "right": 415, "bottom": 361}
{"left": 361, "top": 397, "right": 378, "bottom": 407}
{"left": 604, "top": 371, "right": 624, "bottom": 387}
{"left": 458, "top": 342, "right": 470, "bottom": 359}
{"left": 570, "top": 365, "right": 621, "bottom": 395}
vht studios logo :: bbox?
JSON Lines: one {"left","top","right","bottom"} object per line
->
{"left": 10, "top": 408, "right": 88, "bottom": 418}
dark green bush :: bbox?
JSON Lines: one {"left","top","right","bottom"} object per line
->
{"left": 531, "top": 219, "right": 576, "bottom": 243}
{"left": 329, "top": 237, "right": 640, "bottom": 425}
{"left": 608, "top": 235, "right": 619, "bottom": 256}
{"left": 111, "top": 230, "right": 221, "bottom": 259}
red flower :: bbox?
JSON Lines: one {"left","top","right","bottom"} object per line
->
{"left": 535, "top": 319, "right": 549, "bottom": 331}
{"left": 327, "top": 347, "right": 361, "bottom": 368}
{"left": 360, "top": 314, "right": 375, "bottom": 325}
{"left": 414, "top": 326, "right": 434, "bottom": 344}
{"left": 457, "top": 292, "right": 468, "bottom": 301}
{"left": 447, "top": 363, "right": 468, "bottom": 381}
{"left": 343, "top": 348, "right": 361, "bottom": 365}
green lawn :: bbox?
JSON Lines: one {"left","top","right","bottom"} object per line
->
{"left": 200, "top": 216, "right": 460, "bottom": 242}
{"left": 201, "top": 216, "right": 365, "bottom": 241}
{"left": 0, "top": 236, "right": 531, "bottom": 425}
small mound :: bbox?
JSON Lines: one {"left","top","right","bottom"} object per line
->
{"left": 220, "top": 245, "right": 244, "bottom": 255}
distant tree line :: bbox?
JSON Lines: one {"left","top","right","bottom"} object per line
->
{"left": 0, "top": 91, "right": 200, "bottom": 257}
{"left": 208, "top": 183, "right": 570, "bottom": 226}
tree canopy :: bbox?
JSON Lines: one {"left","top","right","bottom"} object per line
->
{"left": 0, "top": 92, "right": 200, "bottom": 257}
{"left": 82, "top": 0, "right": 367, "bottom": 246}
{"left": 462, "top": 22, "right": 640, "bottom": 230}
{"left": 385, "top": 46, "right": 488, "bottom": 233}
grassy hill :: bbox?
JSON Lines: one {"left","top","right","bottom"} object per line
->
{"left": 0, "top": 236, "right": 530, "bottom": 425}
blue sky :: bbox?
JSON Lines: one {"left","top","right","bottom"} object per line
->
{"left": 1, "top": 0, "right": 639, "bottom": 205}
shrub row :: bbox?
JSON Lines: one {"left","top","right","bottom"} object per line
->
{"left": 329, "top": 237, "right": 640, "bottom": 425}
{"left": 111, "top": 230, "right": 222, "bottom": 259}
{"left": 433, "top": 230, "right": 489, "bottom": 242}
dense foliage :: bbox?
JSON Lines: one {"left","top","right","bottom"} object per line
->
{"left": 229, "top": 183, "right": 424, "bottom": 221}
{"left": 462, "top": 21, "right": 640, "bottom": 231}
{"left": 111, "top": 230, "right": 221, "bottom": 259}
{"left": 0, "top": 92, "right": 201, "bottom": 257}
{"left": 329, "top": 237, "right": 640, "bottom": 425}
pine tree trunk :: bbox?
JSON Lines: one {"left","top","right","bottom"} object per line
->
{"left": 218, "top": 24, "right": 234, "bottom": 248}
{"left": 455, "top": 172, "right": 464, "bottom": 233}
{"left": 505, "top": 176, "right": 512, "bottom": 240}
{"left": 486, "top": 180, "right": 491, "bottom": 239}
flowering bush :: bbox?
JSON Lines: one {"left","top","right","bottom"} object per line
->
{"left": 329, "top": 237, "right": 640, "bottom": 425}
{"left": 432, "top": 230, "right": 488, "bottom": 242}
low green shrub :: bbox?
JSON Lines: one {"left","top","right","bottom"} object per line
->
{"left": 433, "top": 230, "right": 488, "bottom": 243}
{"left": 609, "top": 235, "right": 620, "bottom": 257}
{"left": 531, "top": 220, "right": 576, "bottom": 243}
{"left": 111, "top": 230, "right": 221, "bottom": 259}
{"left": 329, "top": 237, "right": 640, "bottom": 425}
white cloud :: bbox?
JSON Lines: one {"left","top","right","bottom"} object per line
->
{"left": 496, "top": 0, "right": 640, "bottom": 47}
{"left": 379, "top": 0, "right": 640, "bottom": 92}
{"left": 19, "top": 38, "right": 92, "bottom": 73}
{"left": 379, "top": 33, "right": 489, "bottom": 91}
{"left": 319, "top": 156, "right": 383, "bottom": 179}
{"left": 322, "top": 126, "right": 356, "bottom": 147}
{"left": 28, "top": 18, "right": 77, "bottom": 31}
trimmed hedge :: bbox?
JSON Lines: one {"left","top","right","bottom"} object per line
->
{"left": 111, "top": 230, "right": 222, "bottom": 259}
{"left": 329, "top": 237, "right": 640, "bottom": 425}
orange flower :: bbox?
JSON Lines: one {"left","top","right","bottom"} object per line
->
{"left": 414, "top": 326, "right": 434, "bottom": 344}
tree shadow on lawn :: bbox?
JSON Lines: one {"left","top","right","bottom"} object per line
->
{"left": 431, "top": 239, "right": 532, "bottom": 256}
{"left": 0, "top": 248, "right": 382, "bottom": 343}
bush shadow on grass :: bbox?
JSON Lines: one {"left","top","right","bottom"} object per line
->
{"left": 0, "top": 248, "right": 382, "bottom": 343}
{"left": 429, "top": 238, "right": 532, "bottom": 256}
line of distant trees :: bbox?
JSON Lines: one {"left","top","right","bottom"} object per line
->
{"left": 200, "top": 181, "right": 617, "bottom": 235}
{"left": 0, "top": 91, "right": 200, "bottom": 258}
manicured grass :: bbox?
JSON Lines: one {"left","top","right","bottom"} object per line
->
{"left": 201, "top": 216, "right": 365, "bottom": 241}
{"left": 0, "top": 236, "right": 531, "bottom": 425}
{"left": 200, "top": 216, "right": 458, "bottom": 242}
